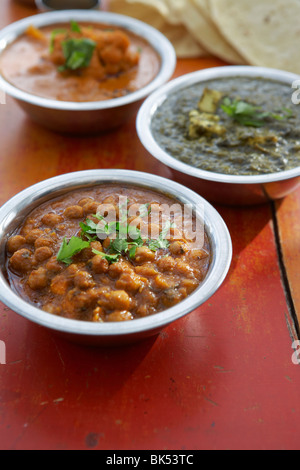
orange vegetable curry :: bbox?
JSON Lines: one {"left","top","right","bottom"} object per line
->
{"left": 0, "top": 21, "right": 161, "bottom": 102}
{"left": 6, "top": 185, "right": 211, "bottom": 322}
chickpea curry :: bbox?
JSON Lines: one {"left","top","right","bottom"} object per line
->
{"left": 5, "top": 185, "right": 211, "bottom": 323}
{"left": 0, "top": 21, "right": 161, "bottom": 102}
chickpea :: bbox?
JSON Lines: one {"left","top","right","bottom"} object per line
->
{"left": 157, "top": 256, "right": 176, "bottom": 272}
{"left": 45, "top": 256, "right": 63, "bottom": 273}
{"left": 108, "top": 261, "right": 132, "bottom": 279}
{"left": 6, "top": 235, "right": 26, "bottom": 253}
{"left": 73, "top": 271, "right": 95, "bottom": 290}
{"left": 102, "top": 237, "right": 111, "bottom": 250}
{"left": 25, "top": 229, "right": 44, "bottom": 245}
{"left": 34, "top": 246, "right": 53, "bottom": 263}
{"left": 83, "top": 240, "right": 103, "bottom": 257}
{"left": 64, "top": 205, "right": 84, "bottom": 219}
{"left": 34, "top": 236, "right": 55, "bottom": 249}
{"left": 78, "top": 197, "right": 94, "bottom": 207}
{"left": 28, "top": 267, "right": 48, "bottom": 290}
{"left": 82, "top": 200, "right": 100, "bottom": 215}
{"left": 98, "top": 289, "right": 132, "bottom": 311}
{"left": 153, "top": 274, "right": 175, "bottom": 290}
{"left": 180, "top": 278, "right": 199, "bottom": 294}
{"left": 175, "top": 259, "right": 195, "bottom": 279}
{"left": 116, "top": 272, "right": 144, "bottom": 293}
{"left": 50, "top": 275, "right": 72, "bottom": 296}
{"left": 89, "top": 255, "right": 109, "bottom": 274}
{"left": 41, "top": 213, "right": 63, "bottom": 227}
{"left": 9, "top": 248, "right": 34, "bottom": 273}
{"left": 106, "top": 310, "right": 133, "bottom": 322}
{"left": 61, "top": 289, "right": 94, "bottom": 316}
{"left": 92, "top": 306, "right": 104, "bottom": 322}
{"left": 134, "top": 246, "right": 156, "bottom": 264}
{"left": 187, "top": 248, "right": 209, "bottom": 261}
{"left": 169, "top": 241, "right": 187, "bottom": 255}
{"left": 135, "top": 264, "right": 158, "bottom": 277}
{"left": 42, "top": 304, "right": 61, "bottom": 316}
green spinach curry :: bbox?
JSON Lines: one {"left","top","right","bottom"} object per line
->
{"left": 151, "top": 77, "right": 300, "bottom": 176}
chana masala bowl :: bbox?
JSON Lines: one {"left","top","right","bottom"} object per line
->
{"left": 0, "top": 10, "right": 176, "bottom": 134}
{"left": 0, "top": 170, "right": 232, "bottom": 346}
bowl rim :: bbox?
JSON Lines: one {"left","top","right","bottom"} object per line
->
{"left": 0, "top": 10, "right": 176, "bottom": 111}
{"left": 136, "top": 65, "right": 300, "bottom": 185}
{"left": 0, "top": 169, "right": 232, "bottom": 338}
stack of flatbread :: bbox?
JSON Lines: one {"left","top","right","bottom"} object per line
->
{"left": 108, "top": 0, "right": 300, "bottom": 74}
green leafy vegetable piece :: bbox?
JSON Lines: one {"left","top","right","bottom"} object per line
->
{"left": 70, "top": 20, "right": 81, "bottom": 33}
{"left": 92, "top": 248, "right": 120, "bottom": 264}
{"left": 110, "top": 238, "right": 130, "bottom": 255}
{"left": 221, "top": 97, "right": 293, "bottom": 128}
{"left": 138, "top": 203, "right": 151, "bottom": 218}
{"left": 59, "top": 38, "right": 96, "bottom": 71}
{"left": 49, "top": 28, "right": 68, "bottom": 53}
{"left": 147, "top": 221, "right": 173, "bottom": 252}
{"left": 57, "top": 236, "right": 90, "bottom": 265}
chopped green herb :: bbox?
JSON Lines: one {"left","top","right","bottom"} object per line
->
{"left": 58, "top": 38, "right": 96, "bottom": 71}
{"left": 138, "top": 203, "right": 151, "bottom": 218}
{"left": 221, "top": 97, "right": 293, "bottom": 127}
{"left": 70, "top": 20, "right": 81, "bottom": 33}
{"left": 49, "top": 28, "right": 67, "bottom": 53}
{"left": 57, "top": 236, "right": 90, "bottom": 265}
{"left": 92, "top": 248, "right": 120, "bottom": 264}
{"left": 148, "top": 221, "right": 173, "bottom": 252}
{"left": 57, "top": 210, "right": 174, "bottom": 266}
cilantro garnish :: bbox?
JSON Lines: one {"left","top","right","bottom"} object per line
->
{"left": 221, "top": 97, "right": 293, "bottom": 128}
{"left": 56, "top": 236, "right": 90, "bottom": 265}
{"left": 49, "top": 21, "right": 81, "bottom": 54}
{"left": 58, "top": 38, "right": 96, "bottom": 71}
{"left": 148, "top": 221, "right": 173, "bottom": 252}
{"left": 70, "top": 20, "right": 81, "bottom": 33}
{"left": 92, "top": 248, "right": 120, "bottom": 264}
{"left": 56, "top": 206, "right": 174, "bottom": 266}
{"left": 49, "top": 28, "right": 67, "bottom": 53}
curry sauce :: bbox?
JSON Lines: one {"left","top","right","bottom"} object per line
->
{"left": 0, "top": 22, "right": 161, "bottom": 102}
{"left": 6, "top": 185, "right": 211, "bottom": 322}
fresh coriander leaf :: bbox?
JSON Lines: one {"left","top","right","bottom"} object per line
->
{"left": 160, "top": 221, "right": 173, "bottom": 239}
{"left": 92, "top": 248, "right": 120, "bottom": 264}
{"left": 128, "top": 238, "right": 145, "bottom": 259}
{"left": 110, "top": 238, "right": 129, "bottom": 254}
{"left": 129, "top": 245, "right": 138, "bottom": 259}
{"left": 147, "top": 221, "right": 174, "bottom": 252}
{"left": 59, "top": 38, "right": 96, "bottom": 71}
{"left": 139, "top": 203, "right": 151, "bottom": 218}
{"left": 49, "top": 28, "right": 67, "bottom": 53}
{"left": 128, "top": 225, "right": 141, "bottom": 241}
{"left": 57, "top": 236, "right": 90, "bottom": 265}
{"left": 148, "top": 238, "right": 170, "bottom": 251}
{"left": 70, "top": 20, "right": 81, "bottom": 33}
{"left": 221, "top": 97, "right": 293, "bottom": 128}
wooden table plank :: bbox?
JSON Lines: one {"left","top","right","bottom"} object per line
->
{"left": 275, "top": 189, "right": 300, "bottom": 328}
{"left": 0, "top": 0, "right": 300, "bottom": 451}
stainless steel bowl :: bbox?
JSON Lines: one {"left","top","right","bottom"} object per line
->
{"left": 0, "top": 10, "right": 176, "bottom": 135}
{"left": 0, "top": 170, "right": 232, "bottom": 346}
{"left": 136, "top": 66, "right": 300, "bottom": 206}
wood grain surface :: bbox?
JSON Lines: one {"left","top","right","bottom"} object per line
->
{"left": 0, "top": 0, "right": 300, "bottom": 450}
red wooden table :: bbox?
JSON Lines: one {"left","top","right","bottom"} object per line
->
{"left": 1, "top": 0, "right": 300, "bottom": 451}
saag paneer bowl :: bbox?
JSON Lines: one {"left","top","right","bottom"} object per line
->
{"left": 0, "top": 170, "right": 232, "bottom": 347}
{"left": 0, "top": 10, "right": 176, "bottom": 135}
{"left": 137, "top": 66, "right": 300, "bottom": 206}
